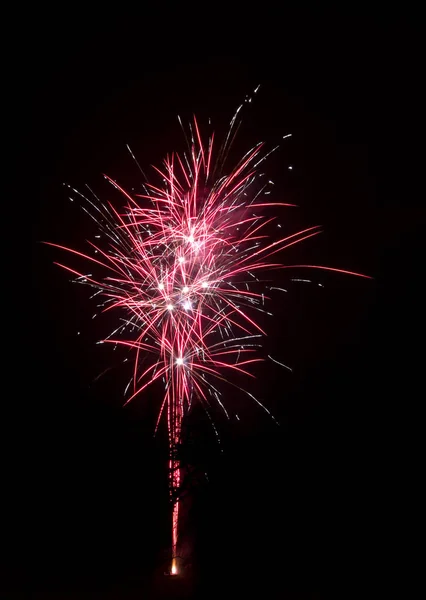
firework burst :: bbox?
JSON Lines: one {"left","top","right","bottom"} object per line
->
{"left": 47, "top": 93, "right": 370, "bottom": 573}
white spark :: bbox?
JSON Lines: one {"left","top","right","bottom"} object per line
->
{"left": 268, "top": 355, "right": 292, "bottom": 371}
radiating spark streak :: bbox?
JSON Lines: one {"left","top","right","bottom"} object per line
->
{"left": 45, "top": 242, "right": 118, "bottom": 272}
{"left": 124, "top": 378, "right": 132, "bottom": 396}
{"left": 48, "top": 111, "right": 370, "bottom": 572}
{"left": 126, "top": 144, "right": 148, "bottom": 180}
{"left": 123, "top": 364, "right": 169, "bottom": 406}
{"left": 249, "top": 202, "right": 297, "bottom": 208}
{"left": 252, "top": 145, "right": 280, "bottom": 168}
{"left": 279, "top": 265, "right": 373, "bottom": 279}
{"left": 268, "top": 355, "right": 293, "bottom": 371}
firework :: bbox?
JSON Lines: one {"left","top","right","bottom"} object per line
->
{"left": 47, "top": 93, "right": 370, "bottom": 574}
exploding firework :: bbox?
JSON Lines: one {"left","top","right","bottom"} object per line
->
{"left": 47, "top": 91, "right": 370, "bottom": 573}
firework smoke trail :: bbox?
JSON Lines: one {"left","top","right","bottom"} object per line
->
{"left": 47, "top": 94, "right": 371, "bottom": 573}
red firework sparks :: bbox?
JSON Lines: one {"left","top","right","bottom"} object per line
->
{"left": 47, "top": 101, "right": 371, "bottom": 573}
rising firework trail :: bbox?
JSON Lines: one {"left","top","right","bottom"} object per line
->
{"left": 46, "top": 89, "right": 371, "bottom": 574}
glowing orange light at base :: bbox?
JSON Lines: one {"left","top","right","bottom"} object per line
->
{"left": 170, "top": 494, "right": 180, "bottom": 575}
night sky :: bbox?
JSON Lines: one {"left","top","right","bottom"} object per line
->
{"left": 5, "top": 10, "right": 415, "bottom": 600}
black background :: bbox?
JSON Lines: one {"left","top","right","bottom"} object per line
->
{"left": 4, "top": 8, "right": 418, "bottom": 599}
